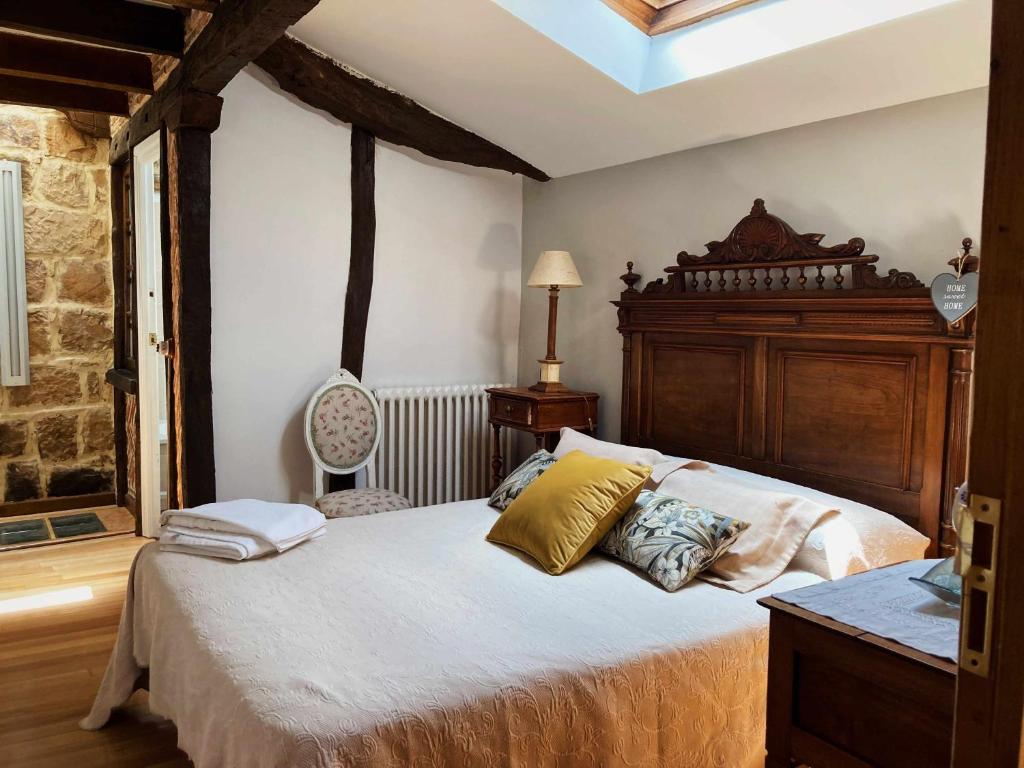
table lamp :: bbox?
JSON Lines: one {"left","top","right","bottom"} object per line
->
{"left": 527, "top": 250, "right": 582, "bottom": 392}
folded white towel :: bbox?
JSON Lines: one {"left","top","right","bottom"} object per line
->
{"left": 160, "top": 526, "right": 325, "bottom": 561}
{"left": 160, "top": 499, "right": 325, "bottom": 552}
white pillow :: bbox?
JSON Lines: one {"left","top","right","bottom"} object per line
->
{"left": 790, "top": 503, "right": 929, "bottom": 580}
{"left": 553, "top": 427, "right": 665, "bottom": 467}
{"left": 696, "top": 462, "right": 930, "bottom": 580}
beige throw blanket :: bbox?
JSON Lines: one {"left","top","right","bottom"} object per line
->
{"left": 657, "top": 467, "right": 836, "bottom": 592}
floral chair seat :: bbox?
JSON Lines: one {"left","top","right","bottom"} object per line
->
{"left": 316, "top": 488, "right": 412, "bottom": 519}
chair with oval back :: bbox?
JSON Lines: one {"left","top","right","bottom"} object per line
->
{"left": 304, "top": 369, "right": 411, "bottom": 518}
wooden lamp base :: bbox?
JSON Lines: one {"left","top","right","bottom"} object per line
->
{"left": 529, "top": 358, "right": 565, "bottom": 392}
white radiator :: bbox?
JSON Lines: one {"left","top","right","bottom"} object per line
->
{"left": 366, "top": 383, "right": 513, "bottom": 507}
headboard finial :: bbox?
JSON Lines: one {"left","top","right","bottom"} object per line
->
{"left": 950, "top": 237, "right": 980, "bottom": 275}
{"left": 620, "top": 261, "right": 642, "bottom": 293}
{"left": 638, "top": 198, "right": 922, "bottom": 293}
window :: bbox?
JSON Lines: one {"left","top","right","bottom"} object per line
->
{"left": 0, "top": 159, "right": 28, "bottom": 387}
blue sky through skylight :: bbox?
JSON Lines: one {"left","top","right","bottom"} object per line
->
{"left": 491, "top": 0, "right": 962, "bottom": 93}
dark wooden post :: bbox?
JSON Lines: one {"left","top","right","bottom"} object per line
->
{"left": 164, "top": 95, "right": 221, "bottom": 508}
{"left": 159, "top": 128, "right": 179, "bottom": 512}
{"left": 109, "top": 161, "right": 128, "bottom": 510}
{"left": 340, "top": 126, "right": 376, "bottom": 380}
{"left": 332, "top": 126, "right": 376, "bottom": 493}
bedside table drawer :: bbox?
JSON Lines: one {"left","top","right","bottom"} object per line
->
{"left": 534, "top": 398, "right": 596, "bottom": 432}
{"left": 490, "top": 395, "right": 533, "bottom": 427}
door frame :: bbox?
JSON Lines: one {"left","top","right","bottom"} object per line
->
{"left": 952, "top": 0, "right": 1024, "bottom": 763}
{"left": 131, "top": 133, "right": 165, "bottom": 538}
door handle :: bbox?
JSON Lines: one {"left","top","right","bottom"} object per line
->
{"left": 156, "top": 338, "right": 175, "bottom": 358}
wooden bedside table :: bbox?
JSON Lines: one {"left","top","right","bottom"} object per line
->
{"left": 759, "top": 574, "right": 957, "bottom": 768}
{"left": 486, "top": 386, "right": 598, "bottom": 491}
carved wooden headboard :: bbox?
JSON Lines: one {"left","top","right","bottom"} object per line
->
{"left": 614, "top": 199, "right": 975, "bottom": 556}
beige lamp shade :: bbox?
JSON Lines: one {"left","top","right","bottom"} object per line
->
{"left": 528, "top": 251, "right": 583, "bottom": 288}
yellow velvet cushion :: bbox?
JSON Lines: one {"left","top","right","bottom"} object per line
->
{"left": 486, "top": 450, "right": 651, "bottom": 574}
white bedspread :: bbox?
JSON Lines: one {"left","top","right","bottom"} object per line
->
{"left": 84, "top": 499, "right": 821, "bottom": 768}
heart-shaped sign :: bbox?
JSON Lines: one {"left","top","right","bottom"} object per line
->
{"left": 931, "top": 272, "right": 979, "bottom": 323}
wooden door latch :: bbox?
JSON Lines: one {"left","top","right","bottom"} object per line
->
{"left": 958, "top": 494, "right": 1001, "bottom": 677}
{"left": 156, "top": 338, "right": 175, "bottom": 358}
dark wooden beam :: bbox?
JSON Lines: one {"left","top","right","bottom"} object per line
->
{"left": 109, "top": 0, "right": 323, "bottom": 163}
{"left": 185, "top": 0, "right": 324, "bottom": 95}
{"left": 108, "top": 161, "right": 131, "bottom": 512}
{"left": 166, "top": 127, "right": 217, "bottom": 507}
{"left": 256, "top": 36, "right": 549, "bottom": 181}
{"left": 340, "top": 127, "right": 376, "bottom": 382}
{"left": 0, "top": 0, "right": 185, "bottom": 56}
{"left": 0, "top": 32, "right": 154, "bottom": 94}
{"left": 332, "top": 126, "right": 377, "bottom": 494}
{"left": 0, "top": 74, "right": 129, "bottom": 115}
{"left": 159, "top": 128, "right": 180, "bottom": 512}
{"left": 109, "top": 74, "right": 223, "bottom": 163}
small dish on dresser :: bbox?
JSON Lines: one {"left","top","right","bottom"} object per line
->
{"left": 909, "top": 556, "right": 963, "bottom": 606}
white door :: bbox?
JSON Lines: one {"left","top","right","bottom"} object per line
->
{"left": 132, "top": 133, "right": 169, "bottom": 537}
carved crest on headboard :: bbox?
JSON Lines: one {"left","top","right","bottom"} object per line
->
{"left": 638, "top": 199, "right": 924, "bottom": 294}
{"left": 683, "top": 198, "right": 864, "bottom": 265}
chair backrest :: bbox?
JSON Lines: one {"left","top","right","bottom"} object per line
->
{"left": 303, "top": 369, "right": 382, "bottom": 477}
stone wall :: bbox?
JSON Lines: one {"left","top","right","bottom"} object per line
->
{"left": 0, "top": 106, "right": 115, "bottom": 505}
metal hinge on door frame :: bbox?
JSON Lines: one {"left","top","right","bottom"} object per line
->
{"left": 959, "top": 494, "right": 1001, "bottom": 678}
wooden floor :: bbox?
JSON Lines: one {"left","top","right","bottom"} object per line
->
{"left": 0, "top": 535, "right": 191, "bottom": 767}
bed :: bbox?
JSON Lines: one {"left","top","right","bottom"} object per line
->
{"left": 87, "top": 497, "right": 821, "bottom": 768}
{"left": 84, "top": 200, "right": 972, "bottom": 768}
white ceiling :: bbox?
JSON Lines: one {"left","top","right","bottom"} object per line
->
{"left": 289, "top": 0, "right": 991, "bottom": 179}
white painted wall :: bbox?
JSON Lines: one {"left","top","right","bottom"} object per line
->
{"left": 518, "top": 88, "right": 989, "bottom": 441}
{"left": 211, "top": 68, "right": 523, "bottom": 504}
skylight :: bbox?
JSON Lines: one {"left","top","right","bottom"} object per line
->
{"left": 603, "top": 0, "right": 764, "bottom": 37}
{"left": 491, "top": 0, "right": 963, "bottom": 93}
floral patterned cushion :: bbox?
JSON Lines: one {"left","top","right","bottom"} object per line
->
{"left": 600, "top": 490, "right": 749, "bottom": 592}
{"left": 309, "top": 383, "right": 378, "bottom": 470}
{"left": 488, "top": 450, "right": 556, "bottom": 511}
{"left": 316, "top": 488, "right": 412, "bottom": 519}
